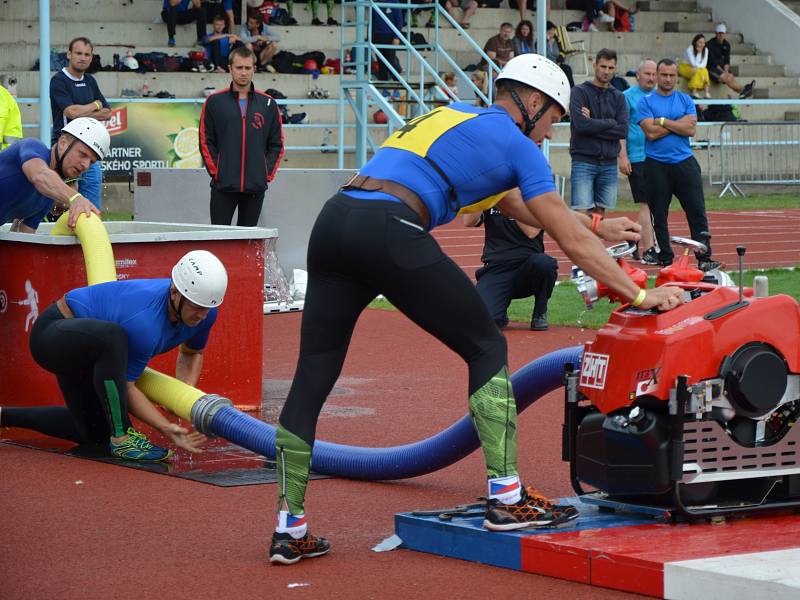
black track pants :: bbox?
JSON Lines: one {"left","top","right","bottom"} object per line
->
{"left": 14, "top": 303, "right": 133, "bottom": 444}
{"left": 210, "top": 188, "right": 266, "bottom": 226}
{"left": 475, "top": 253, "right": 558, "bottom": 326}
{"left": 644, "top": 156, "right": 712, "bottom": 263}
{"left": 278, "top": 194, "right": 508, "bottom": 445}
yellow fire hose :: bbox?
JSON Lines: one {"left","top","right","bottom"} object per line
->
{"left": 52, "top": 212, "right": 226, "bottom": 424}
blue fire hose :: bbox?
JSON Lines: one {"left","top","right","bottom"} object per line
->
{"left": 207, "top": 346, "right": 582, "bottom": 480}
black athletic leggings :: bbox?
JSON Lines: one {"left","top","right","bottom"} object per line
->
{"left": 210, "top": 188, "right": 266, "bottom": 226}
{"left": 278, "top": 194, "right": 507, "bottom": 446}
{"left": 3, "top": 303, "right": 131, "bottom": 444}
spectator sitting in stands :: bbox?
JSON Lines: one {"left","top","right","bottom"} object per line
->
{"left": 679, "top": 33, "right": 711, "bottom": 99}
{"left": 543, "top": 21, "right": 574, "bottom": 88}
{"left": 510, "top": 0, "right": 549, "bottom": 31}
{"left": 512, "top": 20, "right": 534, "bottom": 56}
{"left": 470, "top": 70, "right": 488, "bottom": 107}
{"left": 565, "top": 0, "right": 602, "bottom": 32}
{"left": 248, "top": 0, "right": 295, "bottom": 26}
{"left": 205, "top": 0, "right": 236, "bottom": 34}
{"left": 205, "top": 14, "right": 242, "bottom": 72}
{"left": 240, "top": 13, "right": 280, "bottom": 72}
{"left": 427, "top": 72, "right": 458, "bottom": 104}
{"left": 162, "top": 0, "right": 208, "bottom": 47}
{"left": 445, "top": 0, "right": 478, "bottom": 29}
{"left": 480, "top": 22, "right": 515, "bottom": 70}
{"left": 707, "top": 24, "right": 754, "bottom": 99}
{"left": 601, "top": 1, "right": 636, "bottom": 31}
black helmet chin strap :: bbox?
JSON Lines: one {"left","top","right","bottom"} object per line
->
{"left": 506, "top": 84, "right": 555, "bottom": 137}
{"left": 169, "top": 290, "right": 187, "bottom": 326}
{"left": 53, "top": 138, "right": 78, "bottom": 179}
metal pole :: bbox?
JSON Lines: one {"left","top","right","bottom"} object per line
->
{"left": 39, "top": 0, "right": 51, "bottom": 145}
{"left": 355, "top": 1, "right": 368, "bottom": 167}
{"left": 536, "top": 0, "right": 549, "bottom": 159}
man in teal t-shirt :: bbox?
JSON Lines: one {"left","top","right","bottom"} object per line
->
{"left": 620, "top": 59, "right": 657, "bottom": 264}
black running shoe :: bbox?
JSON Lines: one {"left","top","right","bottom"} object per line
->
{"left": 739, "top": 80, "right": 755, "bottom": 99}
{"left": 327, "top": 17, "right": 338, "bottom": 25}
{"left": 311, "top": 17, "right": 324, "bottom": 25}
{"left": 484, "top": 486, "right": 578, "bottom": 531}
{"left": 269, "top": 532, "right": 331, "bottom": 565}
{"left": 530, "top": 314, "right": 549, "bottom": 331}
{"left": 641, "top": 247, "right": 659, "bottom": 265}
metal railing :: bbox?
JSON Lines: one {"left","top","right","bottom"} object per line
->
{"left": 338, "top": 0, "right": 501, "bottom": 167}
{"left": 708, "top": 120, "right": 800, "bottom": 197}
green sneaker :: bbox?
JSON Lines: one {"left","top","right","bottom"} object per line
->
{"left": 110, "top": 428, "right": 171, "bottom": 462}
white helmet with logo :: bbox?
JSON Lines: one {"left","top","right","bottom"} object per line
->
{"left": 171, "top": 250, "right": 228, "bottom": 308}
{"left": 496, "top": 53, "right": 570, "bottom": 115}
{"left": 61, "top": 117, "right": 111, "bottom": 159}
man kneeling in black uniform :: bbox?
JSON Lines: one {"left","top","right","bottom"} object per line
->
{"left": 465, "top": 206, "right": 558, "bottom": 331}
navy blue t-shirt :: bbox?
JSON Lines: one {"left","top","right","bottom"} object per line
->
{"left": 49, "top": 69, "right": 109, "bottom": 144}
{"left": 637, "top": 90, "right": 696, "bottom": 164}
{"left": 66, "top": 278, "right": 218, "bottom": 382}
{"left": 0, "top": 139, "right": 55, "bottom": 229}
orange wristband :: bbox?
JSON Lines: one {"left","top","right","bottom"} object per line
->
{"left": 590, "top": 212, "right": 602, "bottom": 234}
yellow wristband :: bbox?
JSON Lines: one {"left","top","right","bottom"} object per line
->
{"left": 68, "top": 192, "right": 81, "bottom": 205}
{"left": 659, "top": 117, "right": 665, "bottom": 127}
{"left": 94, "top": 100, "right": 102, "bottom": 110}
{"left": 632, "top": 289, "right": 647, "bottom": 307}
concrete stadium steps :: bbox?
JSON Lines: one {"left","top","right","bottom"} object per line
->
{"left": 2, "top": 1, "right": 714, "bottom": 33}
{"left": 0, "top": 20, "right": 754, "bottom": 54}
{"left": 638, "top": 0, "right": 699, "bottom": 11}
{"left": 8, "top": 70, "right": 344, "bottom": 101}
{"left": 10, "top": 76, "right": 800, "bottom": 123}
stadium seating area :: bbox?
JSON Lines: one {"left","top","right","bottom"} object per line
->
{"left": 2, "top": 0, "right": 799, "bottom": 179}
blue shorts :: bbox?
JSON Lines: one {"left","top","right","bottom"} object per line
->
{"left": 569, "top": 161, "right": 617, "bottom": 210}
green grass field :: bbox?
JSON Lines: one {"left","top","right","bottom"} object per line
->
{"left": 611, "top": 194, "right": 800, "bottom": 212}
{"left": 370, "top": 268, "right": 800, "bottom": 329}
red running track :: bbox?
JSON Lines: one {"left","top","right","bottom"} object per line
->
{"left": 1, "top": 311, "right": 643, "bottom": 600}
{"left": 435, "top": 208, "right": 800, "bottom": 280}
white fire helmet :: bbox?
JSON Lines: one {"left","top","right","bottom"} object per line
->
{"left": 61, "top": 117, "right": 111, "bottom": 159}
{"left": 495, "top": 53, "right": 571, "bottom": 115}
{"left": 171, "top": 250, "right": 228, "bottom": 308}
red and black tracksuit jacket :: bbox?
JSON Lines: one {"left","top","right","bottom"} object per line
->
{"left": 200, "top": 83, "right": 284, "bottom": 193}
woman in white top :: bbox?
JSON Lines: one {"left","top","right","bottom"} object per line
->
{"left": 679, "top": 33, "right": 711, "bottom": 98}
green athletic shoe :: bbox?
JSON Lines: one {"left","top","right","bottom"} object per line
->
{"left": 110, "top": 428, "right": 171, "bottom": 462}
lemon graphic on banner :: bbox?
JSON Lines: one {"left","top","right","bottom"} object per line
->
{"left": 174, "top": 154, "right": 203, "bottom": 168}
{"left": 167, "top": 127, "right": 201, "bottom": 168}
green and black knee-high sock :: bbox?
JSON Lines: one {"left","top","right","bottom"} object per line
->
{"left": 468, "top": 366, "right": 518, "bottom": 479}
{"left": 276, "top": 424, "right": 312, "bottom": 516}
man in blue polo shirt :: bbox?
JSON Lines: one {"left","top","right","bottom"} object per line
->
{"left": 1, "top": 251, "right": 227, "bottom": 462}
{"left": 0, "top": 117, "right": 106, "bottom": 232}
{"left": 620, "top": 59, "right": 657, "bottom": 264}
{"left": 638, "top": 58, "right": 720, "bottom": 271}
{"left": 161, "top": 0, "right": 209, "bottom": 47}
{"left": 50, "top": 37, "right": 110, "bottom": 210}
